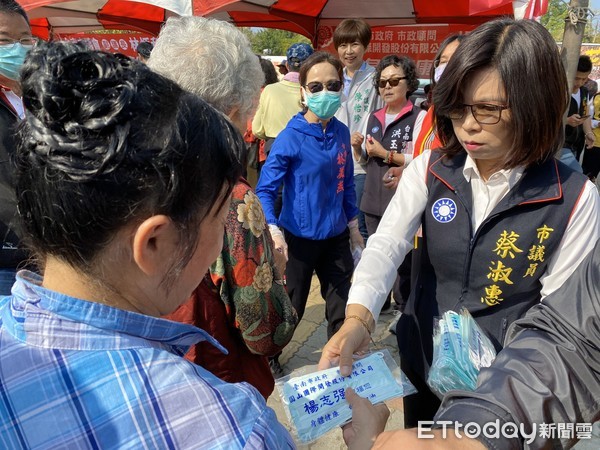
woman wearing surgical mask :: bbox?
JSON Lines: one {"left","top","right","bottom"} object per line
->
{"left": 0, "top": 0, "right": 36, "bottom": 98}
{"left": 256, "top": 51, "right": 363, "bottom": 344}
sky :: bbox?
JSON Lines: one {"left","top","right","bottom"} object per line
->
{"left": 593, "top": 0, "right": 600, "bottom": 12}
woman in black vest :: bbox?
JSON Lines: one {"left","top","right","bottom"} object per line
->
{"left": 354, "top": 55, "right": 420, "bottom": 312}
{"left": 319, "top": 17, "right": 600, "bottom": 431}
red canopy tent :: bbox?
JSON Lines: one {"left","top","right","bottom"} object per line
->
{"left": 197, "top": 0, "right": 517, "bottom": 41}
{"left": 20, "top": 0, "right": 536, "bottom": 76}
{"left": 20, "top": 0, "right": 189, "bottom": 38}
{"left": 200, "top": 0, "right": 529, "bottom": 77}
{"left": 20, "top": 0, "right": 521, "bottom": 42}
{"left": 20, "top": 0, "right": 547, "bottom": 71}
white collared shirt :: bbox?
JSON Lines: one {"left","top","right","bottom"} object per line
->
{"left": 462, "top": 156, "right": 524, "bottom": 231}
{"left": 348, "top": 150, "right": 600, "bottom": 323}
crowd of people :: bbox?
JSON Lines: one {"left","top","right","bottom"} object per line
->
{"left": 0, "top": 0, "right": 599, "bottom": 448}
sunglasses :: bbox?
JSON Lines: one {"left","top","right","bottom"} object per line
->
{"left": 304, "top": 80, "right": 343, "bottom": 94}
{"left": 378, "top": 77, "right": 407, "bottom": 89}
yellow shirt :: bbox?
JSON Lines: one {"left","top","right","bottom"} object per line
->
{"left": 251, "top": 80, "right": 302, "bottom": 140}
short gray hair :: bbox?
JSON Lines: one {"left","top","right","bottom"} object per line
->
{"left": 148, "top": 16, "right": 263, "bottom": 121}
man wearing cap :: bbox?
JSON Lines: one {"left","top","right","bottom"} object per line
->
{"left": 252, "top": 42, "right": 313, "bottom": 162}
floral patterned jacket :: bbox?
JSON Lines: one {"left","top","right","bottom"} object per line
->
{"left": 165, "top": 179, "right": 297, "bottom": 398}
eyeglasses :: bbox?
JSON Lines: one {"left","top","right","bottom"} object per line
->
{"left": 448, "top": 103, "right": 509, "bottom": 125}
{"left": 303, "top": 80, "right": 343, "bottom": 94}
{"left": 377, "top": 77, "right": 407, "bottom": 89}
{"left": 0, "top": 37, "right": 38, "bottom": 49}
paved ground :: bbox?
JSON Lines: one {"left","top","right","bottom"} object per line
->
{"left": 267, "top": 275, "right": 405, "bottom": 449}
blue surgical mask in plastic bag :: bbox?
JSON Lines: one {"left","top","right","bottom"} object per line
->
{"left": 427, "top": 308, "right": 496, "bottom": 398}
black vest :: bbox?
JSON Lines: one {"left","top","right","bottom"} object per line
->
{"left": 360, "top": 106, "right": 419, "bottom": 216}
{"left": 397, "top": 151, "right": 588, "bottom": 382}
{"left": 564, "top": 86, "right": 589, "bottom": 151}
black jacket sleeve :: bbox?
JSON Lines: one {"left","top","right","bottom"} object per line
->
{"left": 434, "top": 240, "right": 600, "bottom": 450}
{"left": 0, "top": 100, "right": 29, "bottom": 269}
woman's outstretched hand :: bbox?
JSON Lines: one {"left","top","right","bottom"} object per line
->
{"left": 318, "top": 305, "right": 373, "bottom": 376}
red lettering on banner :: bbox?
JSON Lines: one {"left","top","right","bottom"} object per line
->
{"left": 54, "top": 31, "right": 156, "bottom": 58}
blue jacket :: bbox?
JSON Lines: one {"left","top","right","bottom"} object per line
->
{"left": 256, "top": 112, "right": 359, "bottom": 240}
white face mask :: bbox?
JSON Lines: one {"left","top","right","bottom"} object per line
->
{"left": 434, "top": 63, "right": 447, "bottom": 83}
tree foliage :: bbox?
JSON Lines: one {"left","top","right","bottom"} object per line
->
{"left": 240, "top": 28, "right": 311, "bottom": 56}
{"left": 541, "top": 0, "right": 570, "bottom": 40}
{"left": 541, "top": 0, "right": 600, "bottom": 42}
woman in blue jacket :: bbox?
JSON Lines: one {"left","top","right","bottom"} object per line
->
{"left": 257, "top": 51, "right": 364, "bottom": 342}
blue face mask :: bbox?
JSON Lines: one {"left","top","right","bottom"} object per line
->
{"left": 0, "top": 44, "right": 29, "bottom": 81}
{"left": 304, "top": 89, "right": 342, "bottom": 120}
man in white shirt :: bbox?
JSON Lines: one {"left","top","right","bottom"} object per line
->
{"left": 561, "top": 55, "right": 595, "bottom": 172}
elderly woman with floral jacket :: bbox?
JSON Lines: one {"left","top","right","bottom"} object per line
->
{"left": 167, "top": 180, "right": 297, "bottom": 399}
{"left": 155, "top": 16, "right": 297, "bottom": 400}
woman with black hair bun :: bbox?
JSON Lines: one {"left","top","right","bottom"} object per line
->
{"left": 0, "top": 41, "right": 294, "bottom": 449}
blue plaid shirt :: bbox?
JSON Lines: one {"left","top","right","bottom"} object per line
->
{"left": 0, "top": 271, "right": 295, "bottom": 449}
